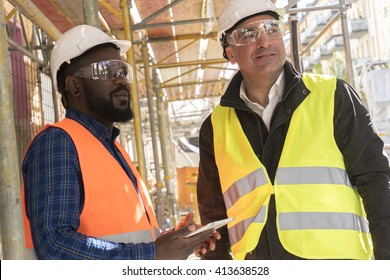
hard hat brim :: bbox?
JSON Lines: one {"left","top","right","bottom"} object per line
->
{"left": 108, "top": 39, "right": 132, "bottom": 55}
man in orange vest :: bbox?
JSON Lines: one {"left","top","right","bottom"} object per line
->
{"left": 21, "top": 25, "right": 219, "bottom": 260}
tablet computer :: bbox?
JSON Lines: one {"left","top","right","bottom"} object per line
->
{"left": 183, "top": 217, "right": 235, "bottom": 238}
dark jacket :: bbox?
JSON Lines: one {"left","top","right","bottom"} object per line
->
{"left": 197, "top": 61, "right": 390, "bottom": 260}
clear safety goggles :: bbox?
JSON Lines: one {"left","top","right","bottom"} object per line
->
{"left": 228, "top": 20, "right": 285, "bottom": 46}
{"left": 72, "top": 59, "right": 133, "bottom": 84}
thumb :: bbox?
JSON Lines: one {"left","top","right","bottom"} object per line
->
{"left": 169, "top": 225, "right": 195, "bottom": 240}
{"left": 176, "top": 212, "right": 194, "bottom": 229}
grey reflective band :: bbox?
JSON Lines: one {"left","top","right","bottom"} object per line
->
{"left": 154, "top": 227, "right": 161, "bottom": 238}
{"left": 276, "top": 167, "right": 353, "bottom": 187}
{"left": 24, "top": 228, "right": 157, "bottom": 259}
{"left": 100, "top": 229, "right": 155, "bottom": 244}
{"left": 279, "top": 212, "right": 369, "bottom": 233}
{"left": 229, "top": 206, "right": 267, "bottom": 246}
{"left": 223, "top": 168, "right": 268, "bottom": 209}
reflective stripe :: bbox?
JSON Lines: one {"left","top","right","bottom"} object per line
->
{"left": 279, "top": 212, "right": 369, "bottom": 233}
{"left": 24, "top": 229, "right": 158, "bottom": 260}
{"left": 99, "top": 229, "right": 155, "bottom": 244}
{"left": 229, "top": 206, "right": 267, "bottom": 245}
{"left": 224, "top": 168, "right": 268, "bottom": 209}
{"left": 153, "top": 227, "right": 161, "bottom": 239}
{"left": 276, "top": 166, "right": 352, "bottom": 187}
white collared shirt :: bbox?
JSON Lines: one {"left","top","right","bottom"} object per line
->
{"left": 239, "top": 71, "right": 285, "bottom": 131}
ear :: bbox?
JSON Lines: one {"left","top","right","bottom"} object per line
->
{"left": 65, "top": 76, "right": 81, "bottom": 96}
{"left": 225, "top": 46, "right": 237, "bottom": 64}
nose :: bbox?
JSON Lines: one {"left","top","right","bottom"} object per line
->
{"left": 255, "top": 31, "right": 271, "bottom": 48}
{"left": 114, "top": 74, "right": 129, "bottom": 85}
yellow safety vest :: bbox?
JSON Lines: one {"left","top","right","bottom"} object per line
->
{"left": 211, "top": 104, "right": 273, "bottom": 260}
{"left": 211, "top": 73, "right": 373, "bottom": 260}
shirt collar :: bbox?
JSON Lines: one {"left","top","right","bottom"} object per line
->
{"left": 65, "top": 108, "right": 120, "bottom": 143}
{"left": 239, "top": 70, "right": 285, "bottom": 108}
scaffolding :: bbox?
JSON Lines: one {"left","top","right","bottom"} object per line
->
{"left": 355, "top": 60, "right": 390, "bottom": 143}
{"left": 0, "top": 0, "right": 386, "bottom": 259}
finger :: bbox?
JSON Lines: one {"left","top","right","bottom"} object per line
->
{"left": 194, "top": 241, "right": 210, "bottom": 257}
{"left": 212, "top": 230, "right": 221, "bottom": 240}
{"left": 200, "top": 235, "right": 216, "bottom": 252}
{"left": 168, "top": 226, "right": 191, "bottom": 240}
{"left": 176, "top": 212, "right": 194, "bottom": 229}
{"left": 195, "top": 248, "right": 203, "bottom": 257}
{"left": 183, "top": 212, "right": 194, "bottom": 223}
{"left": 200, "top": 237, "right": 214, "bottom": 251}
{"left": 208, "top": 236, "right": 216, "bottom": 251}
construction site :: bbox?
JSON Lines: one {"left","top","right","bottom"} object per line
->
{"left": 0, "top": 0, "right": 389, "bottom": 260}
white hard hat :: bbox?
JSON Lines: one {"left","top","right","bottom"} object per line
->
{"left": 50, "top": 25, "right": 131, "bottom": 92}
{"left": 217, "top": 0, "right": 285, "bottom": 47}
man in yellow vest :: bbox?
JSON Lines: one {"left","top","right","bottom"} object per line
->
{"left": 22, "top": 25, "right": 219, "bottom": 259}
{"left": 197, "top": 0, "right": 390, "bottom": 260}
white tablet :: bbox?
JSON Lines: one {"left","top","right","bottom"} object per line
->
{"left": 183, "top": 217, "right": 235, "bottom": 238}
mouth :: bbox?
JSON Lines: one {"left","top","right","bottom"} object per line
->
{"left": 254, "top": 52, "right": 275, "bottom": 59}
{"left": 112, "top": 89, "right": 130, "bottom": 101}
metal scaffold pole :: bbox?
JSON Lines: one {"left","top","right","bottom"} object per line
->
{"left": 285, "top": 0, "right": 355, "bottom": 87}
{"left": 339, "top": 0, "right": 355, "bottom": 87}
{"left": 288, "top": 0, "right": 301, "bottom": 71}
{"left": 10, "top": 0, "right": 61, "bottom": 41}
{"left": 142, "top": 38, "right": 165, "bottom": 228}
{"left": 153, "top": 68, "right": 177, "bottom": 228}
{"left": 83, "top": 0, "right": 100, "bottom": 27}
{"left": 0, "top": 0, "right": 25, "bottom": 259}
{"left": 120, "top": 0, "right": 148, "bottom": 182}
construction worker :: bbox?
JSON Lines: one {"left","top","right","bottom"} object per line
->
{"left": 196, "top": 0, "right": 390, "bottom": 260}
{"left": 21, "top": 25, "right": 219, "bottom": 260}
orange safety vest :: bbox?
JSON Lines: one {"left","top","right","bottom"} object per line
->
{"left": 22, "top": 118, "right": 160, "bottom": 259}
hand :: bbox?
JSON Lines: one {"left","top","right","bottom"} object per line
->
{"left": 176, "top": 212, "right": 221, "bottom": 257}
{"left": 155, "top": 212, "right": 221, "bottom": 259}
{"left": 155, "top": 225, "right": 214, "bottom": 260}
{"left": 194, "top": 230, "right": 221, "bottom": 257}
{"left": 175, "top": 212, "right": 221, "bottom": 256}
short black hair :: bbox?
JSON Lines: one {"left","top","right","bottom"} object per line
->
{"left": 221, "top": 10, "right": 280, "bottom": 60}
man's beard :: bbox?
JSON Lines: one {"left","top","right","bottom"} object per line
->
{"left": 83, "top": 84, "right": 134, "bottom": 123}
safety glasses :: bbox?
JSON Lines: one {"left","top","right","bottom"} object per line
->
{"left": 228, "top": 20, "right": 285, "bottom": 46}
{"left": 72, "top": 59, "right": 133, "bottom": 84}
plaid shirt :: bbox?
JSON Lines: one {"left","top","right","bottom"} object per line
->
{"left": 22, "top": 109, "right": 156, "bottom": 259}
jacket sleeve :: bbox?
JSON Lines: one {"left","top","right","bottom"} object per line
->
{"left": 334, "top": 79, "right": 390, "bottom": 260}
{"left": 197, "top": 115, "right": 232, "bottom": 260}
